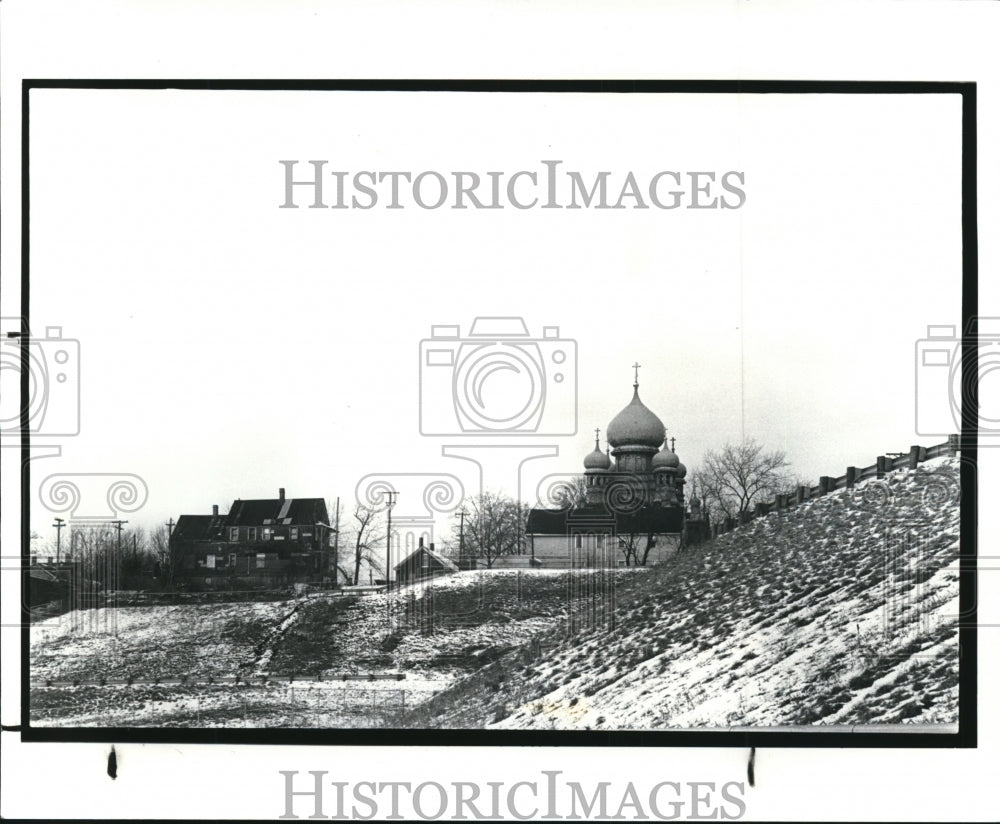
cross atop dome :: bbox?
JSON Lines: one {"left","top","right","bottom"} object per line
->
{"left": 583, "top": 426, "right": 612, "bottom": 471}
{"left": 632, "top": 361, "right": 641, "bottom": 388}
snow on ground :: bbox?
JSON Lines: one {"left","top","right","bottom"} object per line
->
{"left": 31, "top": 459, "right": 962, "bottom": 730}
{"left": 29, "top": 566, "right": 596, "bottom": 726}
{"left": 409, "top": 458, "right": 962, "bottom": 730}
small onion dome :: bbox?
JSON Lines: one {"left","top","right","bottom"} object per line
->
{"left": 676, "top": 461, "right": 687, "bottom": 479}
{"left": 652, "top": 445, "right": 680, "bottom": 471}
{"left": 606, "top": 385, "right": 666, "bottom": 448}
{"left": 584, "top": 436, "right": 612, "bottom": 470}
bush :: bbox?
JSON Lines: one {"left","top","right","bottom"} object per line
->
{"left": 380, "top": 632, "right": 403, "bottom": 652}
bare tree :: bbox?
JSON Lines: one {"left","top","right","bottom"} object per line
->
{"left": 564, "top": 475, "right": 589, "bottom": 508}
{"left": 618, "top": 532, "right": 643, "bottom": 567}
{"left": 150, "top": 524, "right": 173, "bottom": 586}
{"left": 698, "top": 439, "right": 791, "bottom": 521}
{"left": 453, "top": 491, "right": 528, "bottom": 568}
{"left": 344, "top": 503, "right": 386, "bottom": 586}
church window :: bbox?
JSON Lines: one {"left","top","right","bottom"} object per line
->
{"left": 575, "top": 535, "right": 582, "bottom": 549}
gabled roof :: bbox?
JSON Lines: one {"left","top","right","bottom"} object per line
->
{"left": 173, "top": 514, "right": 227, "bottom": 541}
{"left": 29, "top": 565, "right": 60, "bottom": 583}
{"left": 395, "top": 545, "right": 459, "bottom": 573}
{"left": 526, "top": 503, "right": 683, "bottom": 536}
{"left": 225, "top": 498, "right": 329, "bottom": 528}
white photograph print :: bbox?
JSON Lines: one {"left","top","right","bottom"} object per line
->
{"left": 13, "top": 83, "right": 971, "bottom": 737}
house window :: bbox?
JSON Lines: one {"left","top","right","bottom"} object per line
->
{"left": 256, "top": 553, "right": 266, "bottom": 569}
{"left": 230, "top": 527, "right": 239, "bottom": 542}
{"left": 248, "top": 527, "right": 258, "bottom": 542}
{"left": 229, "top": 553, "right": 236, "bottom": 568}
{"left": 290, "top": 527, "right": 299, "bottom": 540}
{"left": 206, "top": 555, "right": 216, "bottom": 569}
{"left": 262, "top": 527, "right": 274, "bottom": 541}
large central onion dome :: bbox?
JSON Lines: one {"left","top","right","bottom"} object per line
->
{"left": 606, "top": 385, "right": 665, "bottom": 448}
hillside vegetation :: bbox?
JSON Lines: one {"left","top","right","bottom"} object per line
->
{"left": 31, "top": 566, "right": 638, "bottom": 726}
{"left": 397, "top": 457, "right": 962, "bottom": 729}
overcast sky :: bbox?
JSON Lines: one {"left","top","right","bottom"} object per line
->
{"left": 20, "top": 89, "right": 962, "bottom": 545}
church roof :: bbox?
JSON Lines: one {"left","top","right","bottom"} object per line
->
{"left": 652, "top": 445, "right": 680, "bottom": 470}
{"left": 606, "top": 385, "right": 665, "bottom": 449}
{"left": 526, "top": 503, "right": 683, "bottom": 535}
{"left": 583, "top": 435, "right": 613, "bottom": 470}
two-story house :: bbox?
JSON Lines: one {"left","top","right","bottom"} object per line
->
{"left": 171, "top": 488, "right": 333, "bottom": 590}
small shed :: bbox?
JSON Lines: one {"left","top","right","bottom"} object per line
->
{"left": 394, "top": 538, "right": 459, "bottom": 587}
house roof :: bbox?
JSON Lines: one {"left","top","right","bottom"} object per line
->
{"left": 172, "top": 514, "right": 227, "bottom": 541}
{"left": 224, "top": 497, "right": 329, "bottom": 528}
{"left": 395, "top": 545, "right": 459, "bottom": 573}
{"left": 526, "top": 503, "right": 683, "bottom": 536}
{"left": 29, "top": 565, "right": 60, "bottom": 583}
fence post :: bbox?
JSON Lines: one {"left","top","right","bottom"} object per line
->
{"left": 795, "top": 486, "right": 806, "bottom": 504}
{"left": 846, "top": 467, "right": 857, "bottom": 489}
{"left": 818, "top": 476, "right": 832, "bottom": 495}
{"left": 948, "top": 434, "right": 960, "bottom": 455}
{"left": 908, "top": 445, "right": 922, "bottom": 468}
{"left": 755, "top": 502, "right": 770, "bottom": 517}
{"left": 876, "top": 456, "right": 888, "bottom": 478}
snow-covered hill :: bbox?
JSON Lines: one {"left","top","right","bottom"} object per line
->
{"left": 29, "top": 566, "right": 621, "bottom": 726}
{"left": 401, "top": 457, "right": 962, "bottom": 729}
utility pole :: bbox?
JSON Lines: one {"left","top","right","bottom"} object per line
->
{"left": 333, "top": 496, "right": 340, "bottom": 588}
{"left": 384, "top": 490, "right": 398, "bottom": 589}
{"left": 112, "top": 520, "right": 128, "bottom": 553}
{"left": 112, "top": 520, "right": 128, "bottom": 596}
{"left": 53, "top": 518, "right": 65, "bottom": 563}
{"left": 458, "top": 509, "right": 466, "bottom": 570}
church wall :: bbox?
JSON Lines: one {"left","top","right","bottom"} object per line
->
{"left": 529, "top": 532, "right": 681, "bottom": 568}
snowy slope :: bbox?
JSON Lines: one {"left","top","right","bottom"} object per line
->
{"left": 404, "top": 457, "right": 962, "bottom": 730}
{"left": 29, "top": 566, "right": 595, "bottom": 726}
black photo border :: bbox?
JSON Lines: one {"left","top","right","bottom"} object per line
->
{"left": 18, "top": 78, "right": 978, "bottom": 748}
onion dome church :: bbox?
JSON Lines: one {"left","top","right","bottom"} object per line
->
{"left": 526, "top": 366, "right": 702, "bottom": 568}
